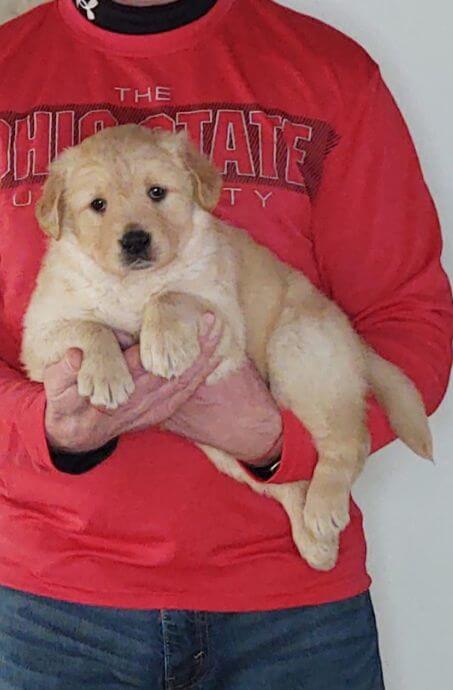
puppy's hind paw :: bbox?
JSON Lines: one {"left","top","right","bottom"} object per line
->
{"left": 301, "top": 534, "right": 339, "bottom": 572}
{"left": 303, "top": 480, "right": 351, "bottom": 541}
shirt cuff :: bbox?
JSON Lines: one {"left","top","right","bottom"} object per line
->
{"left": 50, "top": 437, "right": 119, "bottom": 474}
{"left": 242, "top": 409, "right": 318, "bottom": 484}
{"left": 16, "top": 388, "right": 56, "bottom": 472}
{"left": 242, "top": 397, "right": 398, "bottom": 485}
{"left": 15, "top": 387, "right": 120, "bottom": 474}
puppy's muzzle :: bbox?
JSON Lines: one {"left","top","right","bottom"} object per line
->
{"left": 120, "top": 226, "right": 152, "bottom": 267}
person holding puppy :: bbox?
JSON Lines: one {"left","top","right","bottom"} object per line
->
{"left": 0, "top": 1, "right": 451, "bottom": 689}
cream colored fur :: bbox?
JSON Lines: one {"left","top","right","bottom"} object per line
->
{"left": 22, "top": 125, "right": 432, "bottom": 571}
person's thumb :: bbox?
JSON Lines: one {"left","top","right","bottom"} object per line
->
{"left": 124, "top": 344, "right": 146, "bottom": 377}
{"left": 44, "top": 348, "right": 83, "bottom": 398}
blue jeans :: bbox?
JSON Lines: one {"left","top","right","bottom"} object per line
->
{"left": 0, "top": 586, "right": 385, "bottom": 689}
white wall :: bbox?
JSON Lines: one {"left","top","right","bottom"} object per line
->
{"left": 1, "top": 2, "right": 451, "bottom": 689}
{"left": 0, "top": 0, "right": 48, "bottom": 21}
{"left": 278, "top": 2, "right": 452, "bottom": 689}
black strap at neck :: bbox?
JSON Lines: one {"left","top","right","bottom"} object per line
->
{"left": 73, "top": 0, "right": 218, "bottom": 35}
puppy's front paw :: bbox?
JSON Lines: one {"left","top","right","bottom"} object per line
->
{"left": 303, "top": 478, "right": 351, "bottom": 541}
{"left": 140, "top": 320, "right": 200, "bottom": 379}
{"left": 78, "top": 354, "right": 135, "bottom": 409}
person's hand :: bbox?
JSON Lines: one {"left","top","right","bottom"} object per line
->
{"left": 44, "top": 314, "right": 221, "bottom": 453}
{"left": 163, "top": 359, "right": 283, "bottom": 466}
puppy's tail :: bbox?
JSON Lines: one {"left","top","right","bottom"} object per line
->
{"left": 364, "top": 347, "right": 433, "bottom": 460}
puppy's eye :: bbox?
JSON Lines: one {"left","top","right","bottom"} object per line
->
{"left": 148, "top": 186, "right": 167, "bottom": 202}
{"left": 91, "top": 198, "right": 107, "bottom": 214}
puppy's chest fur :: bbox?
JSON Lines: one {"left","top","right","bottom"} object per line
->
{"left": 78, "top": 272, "right": 152, "bottom": 337}
{"left": 30, "top": 217, "right": 244, "bottom": 342}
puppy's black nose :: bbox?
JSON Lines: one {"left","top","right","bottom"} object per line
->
{"left": 120, "top": 227, "right": 151, "bottom": 256}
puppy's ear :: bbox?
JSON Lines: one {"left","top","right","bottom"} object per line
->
{"left": 179, "top": 133, "right": 223, "bottom": 211}
{"left": 36, "top": 165, "right": 66, "bottom": 240}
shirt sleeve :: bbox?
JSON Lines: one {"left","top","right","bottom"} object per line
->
{"left": 0, "top": 358, "right": 56, "bottom": 472}
{"left": 0, "top": 357, "right": 120, "bottom": 474}
{"left": 262, "top": 67, "right": 453, "bottom": 485}
{"left": 50, "top": 437, "right": 119, "bottom": 474}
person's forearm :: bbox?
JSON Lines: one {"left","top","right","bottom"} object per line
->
{"left": 163, "top": 413, "right": 283, "bottom": 464}
{"left": 209, "top": 410, "right": 283, "bottom": 464}
{"left": 162, "top": 361, "right": 284, "bottom": 465}
{"left": 187, "top": 421, "right": 283, "bottom": 465}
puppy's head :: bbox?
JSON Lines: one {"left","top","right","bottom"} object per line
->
{"left": 36, "top": 124, "right": 222, "bottom": 276}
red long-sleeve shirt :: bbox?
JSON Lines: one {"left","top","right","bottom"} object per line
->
{"left": 0, "top": 0, "right": 451, "bottom": 610}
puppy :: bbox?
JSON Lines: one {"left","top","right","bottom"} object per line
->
{"left": 22, "top": 125, "right": 432, "bottom": 570}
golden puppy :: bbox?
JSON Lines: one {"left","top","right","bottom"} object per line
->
{"left": 22, "top": 125, "right": 432, "bottom": 570}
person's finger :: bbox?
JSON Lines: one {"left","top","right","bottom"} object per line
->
{"left": 113, "top": 330, "right": 137, "bottom": 351}
{"left": 183, "top": 354, "right": 222, "bottom": 393}
{"left": 155, "top": 353, "right": 222, "bottom": 411}
{"left": 123, "top": 345, "right": 147, "bottom": 376}
{"left": 198, "top": 311, "right": 216, "bottom": 336}
{"left": 178, "top": 319, "right": 223, "bottom": 387}
{"left": 198, "top": 312, "right": 223, "bottom": 347}
{"left": 44, "top": 348, "right": 83, "bottom": 399}
{"left": 122, "top": 348, "right": 222, "bottom": 431}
